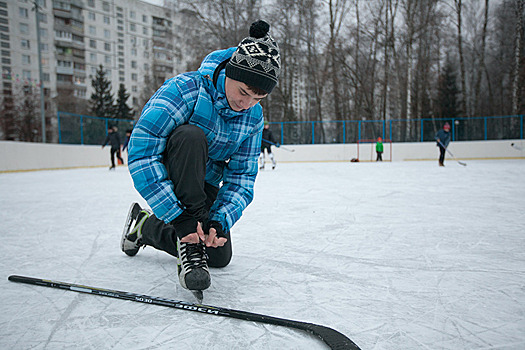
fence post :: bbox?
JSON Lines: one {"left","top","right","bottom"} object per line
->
{"left": 520, "top": 114, "right": 523, "bottom": 139}
{"left": 280, "top": 122, "right": 284, "bottom": 144}
{"left": 383, "top": 120, "right": 386, "bottom": 140}
{"left": 421, "top": 119, "right": 424, "bottom": 142}
{"left": 57, "top": 111, "right": 61, "bottom": 144}
{"left": 452, "top": 118, "right": 455, "bottom": 141}
{"left": 80, "top": 115, "right": 84, "bottom": 145}
{"left": 311, "top": 121, "right": 315, "bottom": 144}
{"left": 484, "top": 117, "right": 487, "bottom": 140}
{"left": 343, "top": 121, "right": 346, "bottom": 144}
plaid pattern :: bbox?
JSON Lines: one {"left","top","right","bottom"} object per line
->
{"left": 128, "top": 48, "right": 264, "bottom": 233}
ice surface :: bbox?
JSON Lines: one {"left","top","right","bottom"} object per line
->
{"left": 1, "top": 160, "right": 524, "bottom": 349}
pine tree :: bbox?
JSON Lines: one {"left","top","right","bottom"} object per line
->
{"left": 90, "top": 65, "right": 114, "bottom": 118}
{"left": 436, "top": 59, "right": 460, "bottom": 118}
{"left": 115, "top": 83, "right": 134, "bottom": 120}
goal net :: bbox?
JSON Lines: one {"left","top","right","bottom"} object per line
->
{"left": 357, "top": 139, "right": 392, "bottom": 162}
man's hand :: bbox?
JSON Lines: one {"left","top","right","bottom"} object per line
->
{"left": 180, "top": 222, "right": 205, "bottom": 243}
{"left": 204, "top": 226, "right": 228, "bottom": 248}
{"left": 179, "top": 222, "right": 227, "bottom": 248}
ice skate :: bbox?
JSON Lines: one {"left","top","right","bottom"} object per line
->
{"left": 177, "top": 237, "right": 211, "bottom": 292}
{"left": 121, "top": 202, "right": 152, "bottom": 256}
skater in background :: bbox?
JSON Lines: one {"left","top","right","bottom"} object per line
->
{"left": 121, "top": 20, "right": 281, "bottom": 297}
{"left": 102, "top": 126, "right": 124, "bottom": 170}
{"left": 121, "top": 129, "right": 132, "bottom": 157}
{"left": 260, "top": 122, "right": 277, "bottom": 170}
{"left": 435, "top": 122, "right": 451, "bottom": 166}
{"left": 376, "top": 137, "right": 383, "bottom": 161}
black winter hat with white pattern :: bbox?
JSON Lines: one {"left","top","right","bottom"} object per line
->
{"left": 225, "top": 20, "right": 281, "bottom": 94}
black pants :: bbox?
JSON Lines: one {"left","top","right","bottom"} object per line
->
{"left": 376, "top": 152, "right": 383, "bottom": 161}
{"left": 140, "top": 125, "right": 232, "bottom": 268}
{"left": 110, "top": 147, "right": 124, "bottom": 167}
{"left": 438, "top": 145, "right": 446, "bottom": 164}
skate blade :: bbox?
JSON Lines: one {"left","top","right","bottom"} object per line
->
{"left": 191, "top": 290, "right": 203, "bottom": 303}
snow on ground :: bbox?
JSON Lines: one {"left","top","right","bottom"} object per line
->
{"left": 0, "top": 159, "right": 524, "bottom": 350}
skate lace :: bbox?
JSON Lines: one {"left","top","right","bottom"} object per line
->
{"left": 180, "top": 242, "right": 208, "bottom": 271}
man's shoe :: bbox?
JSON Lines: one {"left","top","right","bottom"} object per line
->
{"left": 177, "top": 238, "right": 211, "bottom": 291}
{"left": 121, "top": 202, "right": 151, "bottom": 256}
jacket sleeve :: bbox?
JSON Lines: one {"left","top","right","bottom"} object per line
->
{"left": 209, "top": 123, "right": 263, "bottom": 233}
{"left": 128, "top": 78, "right": 195, "bottom": 223}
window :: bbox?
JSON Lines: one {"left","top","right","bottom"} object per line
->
{"left": 89, "top": 26, "right": 96, "bottom": 35}
{"left": 104, "top": 42, "right": 110, "bottom": 51}
{"left": 89, "top": 39, "right": 96, "bottom": 48}
{"left": 21, "top": 39, "right": 30, "bottom": 49}
{"left": 102, "top": 1, "right": 110, "bottom": 11}
{"left": 132, "top": 85, "right": 137, "bottom": 92}
{"left": 142, "top": 15, "right": 147, "bottom": 23}
{"left": 130, "top": 23, "right": 136, "bottom": 32}
{"left": 22, "top": 70, "right": 31, "bottom": 80}
{"left": 40, "top": 28, "right": 48, "bottom": 38}
{"left": 88, "top": 12, "right": 95, "bottom": 21}
{"left": 104, "top": 55, "right": 110, "bottom": 63}
{"left": 104, "top": 29, "right": 110, "bottom": 39}
{"left": 0, "top": 41, "right": 9, "bottom": 48}
{"left": 130, "top": 11, "right": 136, "bottom": 19}
{"left": 87, "top": 0, "right": 94, "bottom": 7}
{"left": 19, "top": 7, "right": 28, "bottom": 18}
{"left": 41, "top": 57, "right": 49, "bottom": 66}
{"left": 131, "top": 60, "right": 137, "bottom": 68}
{"left": 143, "top": 27, "right": 147, "bottom": 35}
{"left": 38, "top": 13, "right": 47, "bottom": 23}
{"left": 40, "top": 43, "right": 49, "bottom": 51}
{"left": 131, "top": 73, "right": 137, "bottom": 81}
{"left": 90, "top": 53, "right": 96, "bottom": 62}
{"left": 131, "top": 48, "right": 136, "bottom": 56}
{"left": 103, "top": 16, "right": 110, "bottom": 24}
{"left": 22, "top": 54, "right": 31, "bottom": 64}
{"left": 20, "top": 23, "right": 29, "bottom": 34}
{"left": 42, "top": 72, "right": 50, "bottom": 81}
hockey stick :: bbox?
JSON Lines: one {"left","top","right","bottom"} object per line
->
{"left": 8, "top": 275, "right": 360, "bottom": 350}
{"left": 437, "top": 140, "right": 467, "bottom": 166}
{"left": 263, "top": 138, "right": 295, "bottom": 152}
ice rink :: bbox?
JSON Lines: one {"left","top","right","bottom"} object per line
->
{"left": 1, "top": 159, "right": 524, "bottom": 350}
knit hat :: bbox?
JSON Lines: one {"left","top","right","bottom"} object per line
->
{"left": 444, "top": 122, "right": 451, "bottom": 130}
{"left": 225, "top": 20, "right": 281, "bottom": 94}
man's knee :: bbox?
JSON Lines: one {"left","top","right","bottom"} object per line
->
{"left": 167, "top": 124, "right": 206, "bottom": 153}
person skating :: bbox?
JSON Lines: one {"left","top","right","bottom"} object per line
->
{"left": 435, "top": 122, "right": 451, "bottom": 166}
{"left": 376, "top": 137, "right": 383, "bottom": 161}
{"left": 102, "top": 126, "right": 124, "bottom": 170}
{"left": 260, "top": 122, "right": 277, "bottom": 169}
{"left": 121, "top": 20, "right": 281, "bottom": 298}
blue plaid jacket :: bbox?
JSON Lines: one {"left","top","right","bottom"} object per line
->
{"left": 128, "top": 47, "right": 264, "bottom": 233}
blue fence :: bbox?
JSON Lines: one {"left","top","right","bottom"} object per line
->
{"left": 57, "top": 111, "right": 524, "bottom": 145}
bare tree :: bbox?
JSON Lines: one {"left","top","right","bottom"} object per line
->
{"left": 512, "top": 0, "right": 524, "bottom": 115}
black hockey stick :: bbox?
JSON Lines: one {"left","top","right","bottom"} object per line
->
{"left": 437, "top": 140, "right": 467, "bottom": 166}
{"left": 8, "top": 275, "right": 360, "bottom": 350}
{"left": 263, "top": 138, "right": 295, "bottom": 152}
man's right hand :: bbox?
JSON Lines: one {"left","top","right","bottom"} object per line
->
{"left": 180, "top": 222, "right": 206, "bottom": 243}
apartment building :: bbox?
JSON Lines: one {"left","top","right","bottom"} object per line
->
{"left": 1, "top": 0, "right": 189, "bottom": 141}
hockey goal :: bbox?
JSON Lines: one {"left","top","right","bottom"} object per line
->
{"left": 357, "top": 139, "right": 392, "bottom": 162}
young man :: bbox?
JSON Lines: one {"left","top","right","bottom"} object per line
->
{"left": 121, "top": 20, "right": 280, "bottom": 297}
{"left": 102, "top": 126, "right": 124, "bottom": 170}
{"left": 435, "top": 122, "right": 451, "bottom": 166}
{"left": 260, "top": 122, "right": 277, "bottom": 170}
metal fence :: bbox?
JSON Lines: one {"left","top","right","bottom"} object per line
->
{"left": 57, "top": 112, "right": 524, "bottom": 145}
{"left": 57, "top": 112, "right": 135, "bottom": 145}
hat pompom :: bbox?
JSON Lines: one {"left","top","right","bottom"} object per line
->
{"left": 250, "top": 20, "right": 270, "bottom": 39}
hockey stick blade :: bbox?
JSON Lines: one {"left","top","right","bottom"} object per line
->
{"left": 8, "top": 275, "right": 361, "bottom": 350}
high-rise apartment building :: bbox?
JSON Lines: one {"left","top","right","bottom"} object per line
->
{"left": 0, "top": 0, "right": 189, "bottom": 141}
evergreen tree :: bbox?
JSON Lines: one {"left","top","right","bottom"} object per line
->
{"left": 115, "top": 83, "right": 134, "bottom": 120}
{"left": 435, "top": 59, "right": 460, "bottom": 118}
{"left": 90, "top": 65, "right": 114, "bottom": 118}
